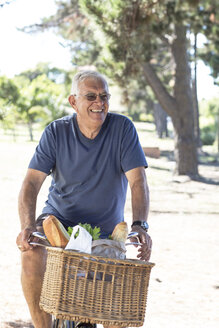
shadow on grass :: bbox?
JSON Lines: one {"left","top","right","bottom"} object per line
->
{"left": 157, "top": 150, "right": 219, "bottom": 185}
{"left": 149, "top": 165, "right": 171, "bottom": 172}
{"left": 3, "top": 320, "right": 33, "bottom": 328}
{"left": 150, "top": 165, "right": 219, "bottom": 186}
{"left": 199, "top": 159, "right": 219, "bottom": 166}
{"left": 193, "top": 174, "right": 219, "bottom": 186}
{"left": 160, "top": 150, "right": 175, "bottom": 161}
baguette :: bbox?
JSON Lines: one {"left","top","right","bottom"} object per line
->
{"left": 43, "top": 215, "right": 70, "bottom": 248}
{"left": 111, "top": 222, "right": 128, "bottom": 243}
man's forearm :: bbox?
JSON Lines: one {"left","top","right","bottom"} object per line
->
{"left": 18, "top": 169, "right": 47, "bottom": 230}
{"left": 131, "top": 177, "right": 150, "bottom": 223}
{"left": 126, "top": 167, "right": 152, "bottom": 261}
{"left": 18, "top": 181, "right": 38, "bottom": 230}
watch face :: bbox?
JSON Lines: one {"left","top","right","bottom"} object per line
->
{"left": 132, "top": 221, "right": 149, "bottom": 230}
{"left": 141, "top": 221, "right": 149, "bottom": 230}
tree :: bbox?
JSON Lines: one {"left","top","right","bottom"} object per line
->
{"left": 77, "top": 0, "right": 219, "bottom": 177}
{"left": 21, "top": 1, "right": 101, "bottom": 67}
{"left": 191, "top": 33, "right": 202, "bottom": 148}
{"left": 0, "top": 75, "right": 20, "bottom": 118}
{"left": 0, "top": 65, "right": 70, "bottom": 141}
{"left": 190, "top": 2, "right": 219, "bottom": 148}
{"left": 22, "top": 0, "right": 219, "bottom": 176}
{"left": 15, "top": 73, "right": 68, "bottom": 140}
{"left": 200, "top": 97, "right": 219, "bottom": 152}
{"left": 0, "top": 1, "right": 13, "bottom": 8}
{"left": 0, "top": 76, "right": 20, "bottom": 139}
{"left": 198, "top": 4, "right": 219, "bottom": 82}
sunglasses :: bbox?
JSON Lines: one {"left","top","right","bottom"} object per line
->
{"left": 76, "top": 93, "right": 111, "bottom": 102}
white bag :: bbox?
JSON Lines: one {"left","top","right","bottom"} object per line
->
{"left": 92, "top": 239, "right": 126, "bottom": 260}
{"left": 65, "top": 225, "right": 92, "bottom": 253}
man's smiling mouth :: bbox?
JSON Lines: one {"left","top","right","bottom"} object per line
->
{"left": 90, "top": 109, "right": 103, "bottom": 112}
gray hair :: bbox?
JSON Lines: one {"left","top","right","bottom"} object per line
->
{"left": 71, "top": 70, "right": 109, "bottom": 95}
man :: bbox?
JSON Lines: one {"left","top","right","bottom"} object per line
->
{"left": 16, "top": 70, "right": 152, "bottom": 328}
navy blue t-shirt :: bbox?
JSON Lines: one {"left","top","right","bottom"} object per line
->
{"left": 29, "top": 113, "right": 147, "bottom": 238}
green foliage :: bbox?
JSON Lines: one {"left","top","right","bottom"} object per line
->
{"left": 201, "top": 125, "right": 216, "bottom": 145}
{"left": 0, "top": 64, "right": 71, "bottom": 140}
{"left": 27, "top": 1, "right": 218, "bottom": 120}
{"left": 200, "top": 97, "right": 219, "bottom": 146}
{"left": 139, "top": 113, "right": 154, "bottom": 123}
{"left": 15, "top": 74, "right": 67, "bottom": 135}
{"left": 19, "top": 62, "right": 73, "bottom": 91}
{"left": 0, "top": 76, "right": 19, "bottom": 104}
{"left": 68, "top": 223, "right": 101, "bottom": 240}
{"left": 0, "top": 76, "right": 21, "bottom": 134}
{"left": 196, "top": 2, "right": 219, "bottom": 81}
{"left": 0, "top": 76, "right": 20, "bottom": 121}
{"left": 200, "top": 97, "right": 219, "bottom": 117}
{"left": 13, "top": 0, "right": 218, "bottom": 174}
{"left": 79, "top": 0, "right": 218, "bottom": 71}
{"left": 24, "top": 0, "right": 218, "bottom": 105}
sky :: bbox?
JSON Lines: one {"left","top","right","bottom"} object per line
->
{"left": 0, "top": 0, "right": 218, "bottom": 101}
{"left": 0, "top": 0, "right": 72, "bottom": 75}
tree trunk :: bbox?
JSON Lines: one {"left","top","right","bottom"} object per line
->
{"left": 12, "top": 128, "right": 16, "bottom": 142}
{"left": 192, "top": 33, "right": 202, "bottom": 148}
{"left": 172, "top": 116, "right": 198, "bottom": 176}
{"left": 143, "top": 24, "right": 199, "bottom": 177}
{"left": 172, "top": 24, "right": 198, "bottom": 176}
{"left": 153, "top": 103, "right": 168, "bottom": 138}
{"left": 217, "top": 108, "right": 219, "bottom": 154}
{"left": 28, "top": 121, "right": 34, "bottom": 141}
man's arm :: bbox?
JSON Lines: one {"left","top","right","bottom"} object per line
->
{"left": 16, "top": 168, "right": 47, "bottom": 251}
{"left": 125, "top": 166, "right": 152, "bottom": 261}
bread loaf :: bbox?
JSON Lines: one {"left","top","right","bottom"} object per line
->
{"left": 43, "top": 215, "right": 70, "bottom": 248}
{"left": 111, "top": 222, "right": 128, "bottom": 243}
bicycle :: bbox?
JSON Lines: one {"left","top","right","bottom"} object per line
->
{"left": 30, "top": 231, "right": 152, "bottom": 328}
{"left": 52, "top": 318, "right": 97, "bottom": 328}
{"left": 53, "top": 317, "right": 74, "bottom": 328}
{"left": 52, "top": 317, "right": 97, "bottom": 328}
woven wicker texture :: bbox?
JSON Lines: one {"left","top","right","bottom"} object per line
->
{"left": 40, "top": 248, "right": 155, "bottom": 327}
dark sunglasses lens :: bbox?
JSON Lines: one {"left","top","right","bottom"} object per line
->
{"left": 85, "top": 93, "right": 110, "bottom": 101}
{"left": 100, "top": 94, "right": 108, "bottom": 101}
{"left": 86, "top": 94, "right": 97, "bottom": 101}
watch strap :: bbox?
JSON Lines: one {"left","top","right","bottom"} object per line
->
{"left": 131, "top": 220, "right": 149, "bottom": 231}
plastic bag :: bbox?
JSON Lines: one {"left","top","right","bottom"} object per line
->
{"left": 92, "top": 239, "right": 126, "bottom": 259}
{"left": 65, "top": 225, "right": 92, "bottom": 253}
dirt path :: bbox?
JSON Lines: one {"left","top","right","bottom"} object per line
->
{"left": 0, "top": 142, "right": 218, "bottom": 328}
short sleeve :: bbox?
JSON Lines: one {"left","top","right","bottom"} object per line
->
{"left": 120, "top": 119, "right": 147, "bottom": 172}
{"left": 28, "top": 124, "right": 56, "bottom": 174}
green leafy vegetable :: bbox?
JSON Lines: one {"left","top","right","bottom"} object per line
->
{"left": 67, "top": 226, "right": 73, "bottom": 236}
{"left": 67, "top": 223, "right": 101, "bottom": 240}
{"left": 74, "top": 227, "right": 80, "bottom": 239}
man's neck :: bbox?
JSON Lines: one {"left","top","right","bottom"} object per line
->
{"left": 76, "top": 117, "right": 101, "bottom": 140}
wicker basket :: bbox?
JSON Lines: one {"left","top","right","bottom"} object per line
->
{"left": 40, "top": 247, "right": 155, "bottom": 327}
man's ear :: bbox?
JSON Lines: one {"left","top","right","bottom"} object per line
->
{"left": 68, "top": 95, "right": 76, "bottom": 109}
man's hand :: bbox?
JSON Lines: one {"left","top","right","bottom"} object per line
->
{"left": 130, "top": 226, "right": 152, "bottom": 261}
{"left": 17, "top": 168, "right": 47, "bottom": 252}
{"left": 16, "top": 227, "right": 36, "bottom": 252}
{"left": 125, "top": 167, "right": 152, "bottom": 261}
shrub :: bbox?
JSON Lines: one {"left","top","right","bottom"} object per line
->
{"left": 201, "top": 126, "right": 216, "bottom": 145}
{"left": 139, "top": 113, "right": 154, "bottom": 123}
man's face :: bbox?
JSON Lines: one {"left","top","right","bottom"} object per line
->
{"left": 69, "top": 77, "right": 110, "bottom": 131}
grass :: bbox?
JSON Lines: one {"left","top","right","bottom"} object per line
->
{"left": 0, "top": 123, "right": 43, "bottom": 143}
{"left": 0, "top": 122, "right": 219, "bottom": 327}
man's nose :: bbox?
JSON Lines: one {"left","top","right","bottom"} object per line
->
{"left": 95, "top": 95, "right": 105, "bottom": 104}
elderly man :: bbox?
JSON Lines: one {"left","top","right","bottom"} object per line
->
{"left": 16, "top": 70, "right": 152, "bottom": 328}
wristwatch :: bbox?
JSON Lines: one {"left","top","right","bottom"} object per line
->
{"left": 131, "top": 221, "right": 149, "bottom": 231}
